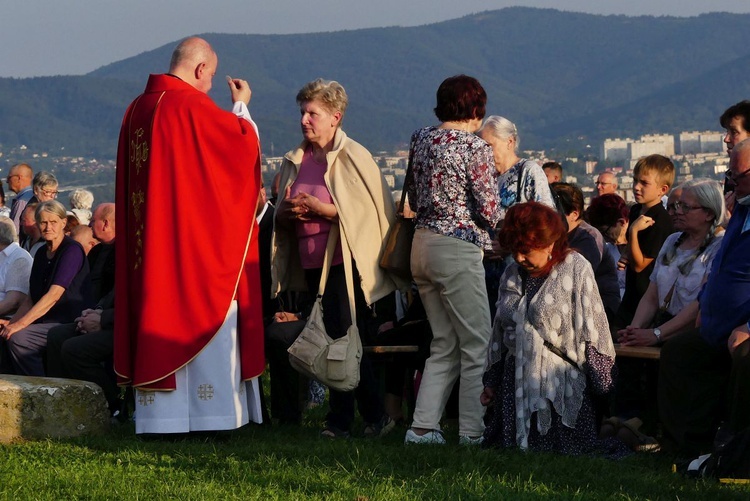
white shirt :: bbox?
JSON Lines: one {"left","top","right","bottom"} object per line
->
{"left": 0, "top": 242, "right": 33, "bottom": 300}
{"left": 650, "top": 232, "right": 724, "bottom": 315}
{"left": 232, "top": 101, "right": 259, "bottom": 138}
{"left": 256, "top": 201, "right": 270, "bottom": 224}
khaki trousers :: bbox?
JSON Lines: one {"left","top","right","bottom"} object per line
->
{"left": 410, "top": 229, "right": 492, "bottom": 436}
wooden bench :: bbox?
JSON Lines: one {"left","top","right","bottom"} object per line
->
{"left": 364, "top": 345, "right": 419, "bottom": 355}
{"left": 614, "top": 344, "right": 661, "bottom": 360}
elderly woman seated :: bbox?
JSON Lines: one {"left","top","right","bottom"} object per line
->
{"left": 0, "top": 201, "right": 92, "bottom": 376}
{"left": 0, "top": 217, "right": 33, "bottom": 318}
{"left": 481, "top": 202, "right": 625, "bottom": 455}
{"left": 69, "top": 189, "right": 94, "bottom": 225}
{"left": 618, "top": 178, "right": 725, "bottom": 346}
{"left": 29, "top": 171, "right": 59, "bottom": 204}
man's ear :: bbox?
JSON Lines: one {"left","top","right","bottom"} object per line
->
{"left": 194, "top": 62, "right": 206, "bottom": 81}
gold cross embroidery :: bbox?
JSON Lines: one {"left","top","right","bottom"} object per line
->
{"left": 134, "top": 224, "right": 144, "bottom": 270}
{"left": 197, "top": 384, "right": 214, "bottom": 401}
{"left": 131, "top": 190, "right": 145, "bottom": 222}
{"left": 138, "top": 392, "right": 155, "bottom": 406}
{"left": 130, "top": 128, "right": 149, "bottom": 175}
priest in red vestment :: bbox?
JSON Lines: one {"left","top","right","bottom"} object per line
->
{"left": 114, "top": 37, "right": 265, "bottom": 433}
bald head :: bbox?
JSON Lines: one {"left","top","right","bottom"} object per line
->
{"left": 169, "top": 37, "right": 217, "bottom": 94}
{"left": 91, "top": 203, "right": 115, "bottom": 243}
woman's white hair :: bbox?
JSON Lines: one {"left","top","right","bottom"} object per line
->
{"left": 69, "top": 189, "right": 94, "bottom": 211}
{"left": 478, "top": 115, "right": 520, "bottom": 151}
{"left": 681, "top": 178, "right": 727, "bottom": 229}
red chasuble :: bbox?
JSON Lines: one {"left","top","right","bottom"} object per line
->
{"left": 114, "top": 74, "right": 264, "bottom": 390}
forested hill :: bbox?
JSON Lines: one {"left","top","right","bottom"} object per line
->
{"left": 2, "top": 7, "right": 750, "bottom": 158}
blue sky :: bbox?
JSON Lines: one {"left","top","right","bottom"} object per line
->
{"left": 1, "top": 0, "right": 748, "bottom": 77}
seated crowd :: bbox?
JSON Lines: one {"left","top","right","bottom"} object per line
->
{"left": 0, "top": 171, "right": 118, "bottom": 414}
{"left": 2, "top": 85, "right": 750, "bottom": 465}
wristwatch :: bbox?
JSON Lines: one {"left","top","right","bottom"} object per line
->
{"left": 653, "top": 328, "right": 662, "bottom": 343}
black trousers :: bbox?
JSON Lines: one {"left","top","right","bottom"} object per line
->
{"left": 305, "top": 263, "right": 384, "bottom": 431}
{"left": 266, "top": 319, "right": 308, "bottom": 423}
{"left": 658, "top": 328, "right": 731, "bottom": 455}
{"left": 46, "top": 323, "right": 119, "bottom": 411}
{"left": 729, "top": 337, "right": 750, "bottom": 433}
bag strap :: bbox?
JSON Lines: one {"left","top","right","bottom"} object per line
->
{"left": 661, "top": 278, "right": 678, "bottom": 312}
{"left": 316, "top": 224, "right": 340, "bottom": 296}
{"left": 398, "top": 143, "right": 415, "bottom": 214}
{"left": 515, "top": 159, "right": 527, "bottom": 203}
{"left": 338, "top": 224, "right": 358, "bottom": 324}
{"left": 521, "top": 269, "right": 583, "bottom": 372}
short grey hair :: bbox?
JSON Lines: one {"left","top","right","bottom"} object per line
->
{"left": 33, "top": 171, "right": 58, "bottom": 192}
{"left": 69, "top": 189, "right": 94, "bottom": 210}
{"left": 0, "top": 216, "right": 17, "bottom": 245}
{"left": 35, "top": 200, "right": 67, "bottom": 224}
{"left": 296, "top": 79, "right": 348, "bottom": 119}
{"left": 478, "top": 115, "right": 520, "bottom": 151}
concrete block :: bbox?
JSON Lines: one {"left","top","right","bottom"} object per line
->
{"left": 0, "top": 375, "right": 109, "bottom": 443}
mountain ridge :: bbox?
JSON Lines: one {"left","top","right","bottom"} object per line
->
{"left": 1, "top": 7, "right": 748, "bottom": 158}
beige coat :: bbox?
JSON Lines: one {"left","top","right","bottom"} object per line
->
{"left": 270, "top": 128, "right": 406, "bottom": 305}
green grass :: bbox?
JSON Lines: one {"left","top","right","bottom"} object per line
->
{"left": 2, "top": 411, "right": 749, "bottom": 501}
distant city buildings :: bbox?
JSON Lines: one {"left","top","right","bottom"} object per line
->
{"left": 602, "top": 131, "right": 724, "bottom": 164}
{"left": 678, "top": 131, "right": 724, "bottom": 155}
{"left": 2, "top": 127, "right": 730, "bottom": 209}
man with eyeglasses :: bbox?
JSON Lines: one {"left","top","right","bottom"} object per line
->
{"left": 659, "top": 138, "right": 750, "bottom": 455}
{"left": 5, "top": 163, "right": 33, "bottom": 233}
{"left": 595, "top": 171, "right": 618, "bottom": 197}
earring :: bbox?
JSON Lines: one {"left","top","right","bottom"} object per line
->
{"left": 547, "top": 253, "right": 552, "bottom": 262}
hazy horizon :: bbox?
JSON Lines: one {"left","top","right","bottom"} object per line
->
{"left": 1, "top": 1, "right": 749, "bottom": 78}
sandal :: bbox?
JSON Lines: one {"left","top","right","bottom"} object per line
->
{"left": 320, "top": 425, "right": 350, "bottom": 439}
{"left": 599, "top": 416, "right": 623, "bottom": 439}
{"left": 616, "top": 418, "right": 660, "bottom": 452}
{"left": 363, "top": 415, "right": 395, "bottom": 438}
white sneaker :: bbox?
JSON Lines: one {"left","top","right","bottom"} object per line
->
{"left": 458, "top": 435, "right": 484, "bottom": 446}
{"left": 404, "top": 428, "right": 446, "bottom": 445}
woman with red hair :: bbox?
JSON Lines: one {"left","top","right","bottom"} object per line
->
{"left": 481, "top": 202, "right": 623, "bottom": 454}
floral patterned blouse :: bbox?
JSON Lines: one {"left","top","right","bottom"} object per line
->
{"left": 406, "top": 126, "right": 501, "bottom": 250}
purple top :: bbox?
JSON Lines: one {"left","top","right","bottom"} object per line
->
{"left": 29, "top": 235, "right": 92, "bottom": 323}
{"left": 406, "top": 126, "right": 500, "bottom": 249}
{"left": 292, "top": 146, "right": 343, "bottom": 269}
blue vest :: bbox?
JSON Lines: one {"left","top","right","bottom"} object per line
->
{"left": 699, "top": 203, "right": 750, "bottom": 348}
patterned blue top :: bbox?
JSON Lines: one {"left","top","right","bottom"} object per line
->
{"left": 497, "top": 159, "right": 555, "bottom": 220}
{"left": 407, "top": 126, "right": 501, "bottom": 249}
